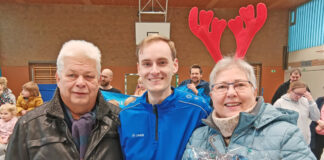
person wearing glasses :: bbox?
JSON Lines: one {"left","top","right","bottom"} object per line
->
{"left": 273, "top": 81, "right": 320, "bottom": 145}
{"left": 182, "top": 57, "right": 316, "bottom": 159}
{"left": 271, "top": 68, "right": 310, "bottom": 104}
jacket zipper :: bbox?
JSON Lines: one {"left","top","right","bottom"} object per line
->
{"left": 153, "top": 105, "right": 158, "bottom": 141}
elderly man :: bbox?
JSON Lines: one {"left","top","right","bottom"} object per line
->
{"left": 100, "top": 68, "right": 121, "bottom": 93}
{"left": 271, "top": 68, "right": 310, "bottom": 104}
{"left": 6, "top": 40, "right": 122, "bottom": 160}
{"left": 118, "top": 35, "right": 211, "bottom": 160}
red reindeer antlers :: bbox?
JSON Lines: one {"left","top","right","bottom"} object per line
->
{"left": 228, "top": 3, "right": 267, "bottom": 58}
{"left": 189, "top": 3, "right": 267, "bottom": 63}
{"left": 189, "top": 7, "right": 227, "bottom": 63}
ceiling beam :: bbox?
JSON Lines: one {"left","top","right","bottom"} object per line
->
{"left": 269, "top": 0, "right": 308, "bottom": 9}
{"left": 206, "top": 0, "right": 219, "bottom": 9}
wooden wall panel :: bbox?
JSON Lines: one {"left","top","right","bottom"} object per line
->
{"left": 261, "top": 66, "right": 284, "bottom": 103}
{"left": 1, "top": 66, "right": 30, "bottom": 97}
{"left": 0, "top": 3, "right": 289, "bottom": 101}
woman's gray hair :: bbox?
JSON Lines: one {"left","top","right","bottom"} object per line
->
{"left": 56, "top": 40, "right": 101, "bottom": 78}
{"left": 209, "top": 57, "right": 257, "bottom": 90}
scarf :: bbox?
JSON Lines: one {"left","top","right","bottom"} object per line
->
{"left": 67, "top": 110, "right": 96, "bottom": 160}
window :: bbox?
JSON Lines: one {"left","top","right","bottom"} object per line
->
{"left": 29, "top": 62, "right": 56, "bottom": 84}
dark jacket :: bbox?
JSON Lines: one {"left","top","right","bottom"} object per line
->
{"left": 310, "top": 97, "right": 324, "bottom": 159}
{"left": 179, "top": 79, "right": 210, "bottom": 96}
{"left": 271, "top": 80, "right": 290, "bottom": 104}
{"left": 6, "top": 89, "right": 122, "bottom": 160}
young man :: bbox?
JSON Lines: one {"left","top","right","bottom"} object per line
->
{"left": 6, "top": 40, "right": 122, "bottom": 160}
{"left": 118, "top": 35, "right": 211, "bottom": 160}
{"left": 178, "top": 64, "right": 210, "bottom": 97}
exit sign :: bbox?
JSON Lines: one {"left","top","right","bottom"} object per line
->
{"left": 271, "top": 69, "right": 276, "bottom": 73}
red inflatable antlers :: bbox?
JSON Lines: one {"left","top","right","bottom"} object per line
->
{"left": 189, "top": 3, "right": 267, "bottom": 63}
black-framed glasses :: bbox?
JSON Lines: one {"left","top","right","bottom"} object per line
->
{"left": 211, "top": 80, "right": 252, "bottom": 94}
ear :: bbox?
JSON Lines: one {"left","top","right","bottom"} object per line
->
{"left": 55, "top": 73, "right": 61, "bottom": 88}
{"left": 253, "top": 87, "right": 257, "bottom": 97}
{"left": 137, "top": 62, "right": 140, "bottom": 74}
{"left": 173, "top": 58, "right": 179, "bottom": 74}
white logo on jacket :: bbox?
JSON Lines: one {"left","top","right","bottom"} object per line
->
{"left": 132, "top": 133, "right": 145, "bottom": 138}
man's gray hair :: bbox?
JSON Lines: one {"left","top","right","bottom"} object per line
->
{"left": 56, "top": 40, "right": 101, "bottom": 77}
{"left": 209, "top": 57, "right": 257, "bottom": 90}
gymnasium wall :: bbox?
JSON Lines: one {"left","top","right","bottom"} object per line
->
{"left": 0, "top": 3, "right": 288, "bottom": 102}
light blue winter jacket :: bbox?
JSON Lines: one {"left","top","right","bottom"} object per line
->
{"left": 182, "top": 97, "right": 316, "bottom": 160}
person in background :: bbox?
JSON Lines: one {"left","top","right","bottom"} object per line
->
{"left": 0, "top": 103, "right": 18, "bottom": 160}
{"left": 0, "top": 77, "right": 16, "bottom": 106}
{"left": 99, "top": 68, "right": 121, "bottom": 93}
{"left": 123, "top": 77, "right": 147, "bottom": 106}
{"left": 178, "top": 64, "right": 210, "bottom": 98}
{"left": 6, "top": 40, "right": 122, "bottom": 160}
{"left": 133, "top": 77, "right": 146, "bottom": 96}
{"left": 310, "top": 96, "right": 324, "bottom": 159}
{"left": 273, "top": 81, "right": 320, "bottom": 145}
{"left": 271, "top": 68, "right": 309, "bottom": 104}
{"left": 16, "top": 81, "right": 43, "bottom": 116}
{"left": 119, "top": 34, "right": 211, "bottom": 160}
{"left": 182, "top": 57, "right": 316, "bottom": 159}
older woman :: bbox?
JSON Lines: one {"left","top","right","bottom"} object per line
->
{"left": 0, "top": 77, "right": 16, "bottom": 106}
{"left": 182, "top": 57, "right": 315, "bottom": 159}
{"left": 274, "top": 81, "right": 320, "bottom": 145}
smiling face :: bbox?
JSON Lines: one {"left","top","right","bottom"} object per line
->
{"left": 137, "top": 40, "right": 178, "bottom": 97}
{"left": 210, "top": 65, "right": 257, "bottom": 118}
{"left": 289, "top": 71, "right": 301, "bottom": 83}
{"left": 190, "top": 68, "right": 202, "bottom": 84}
{"left": 56, "top": 56, "right": 99, "bottom": 117}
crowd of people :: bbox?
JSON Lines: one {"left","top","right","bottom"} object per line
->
{"left": 0, "top": 35, "right": 322, "bottom": 160}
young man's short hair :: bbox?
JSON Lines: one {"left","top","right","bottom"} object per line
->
{"left": 190, "top": 64, "right": 202, "bottom": 74}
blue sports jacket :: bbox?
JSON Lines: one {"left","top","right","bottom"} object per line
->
{"left": 118, "top": 88, "right": 211, "bottom": 160}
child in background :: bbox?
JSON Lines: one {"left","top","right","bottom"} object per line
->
{"left": 133, "top": 77, "right": 147, "bottom": 96}
{"left": 0, "top": 103, "right": 18, "bottom": 158}
{"left": 16, "top": 81, "right": 43, "bottom": 116}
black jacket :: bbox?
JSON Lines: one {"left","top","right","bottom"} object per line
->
{"left": 271, "top": 80, "right": 290, "bottom": 104}
{"left": 6, "top": 89, "right": 122, "bottom": 160}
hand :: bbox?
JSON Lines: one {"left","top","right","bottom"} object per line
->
{"left": 187, "top": 83, "right": 198, "bottom": 95}
{"left": 303, "top": 91, "right": 313, "bottom": 101}
{"left": 21, "top": 110, "right": 27, "bottom": 115}
{"left": 0, "top": 137, "right": 5, "bottom": 144}
{"left": 317, "top": 120, "right": 324, "bottom": 128}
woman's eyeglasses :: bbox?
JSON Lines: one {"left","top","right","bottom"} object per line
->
{"left": 211, "top": 80, "right": 252, "bottom": 94}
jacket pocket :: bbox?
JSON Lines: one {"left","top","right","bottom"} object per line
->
{"left": 27, "top": 136, "right": 67, "bottom": 148}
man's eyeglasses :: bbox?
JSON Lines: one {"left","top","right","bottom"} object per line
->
{"left": 211, "top": 80, "right": 252, "bottom": 94}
